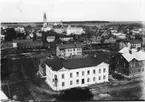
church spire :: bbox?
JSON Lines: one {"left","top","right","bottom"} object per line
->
{"left": 43, "top": 12, "right": 47, "bottom": 27}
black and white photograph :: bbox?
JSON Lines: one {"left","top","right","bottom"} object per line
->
{"left": 0, "top": 0, "right": 145, "bottom": 101}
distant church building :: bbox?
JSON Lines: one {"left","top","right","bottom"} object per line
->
{"left": 41, "top": 12, "right": 52, "bottom": 32}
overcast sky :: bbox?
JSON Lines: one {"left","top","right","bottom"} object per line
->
{"left": 0, "top": 0, "right": 145, "bottom": 22}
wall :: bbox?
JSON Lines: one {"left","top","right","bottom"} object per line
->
{"left": 44, "top": 63, "right": 109, "bottom": 91}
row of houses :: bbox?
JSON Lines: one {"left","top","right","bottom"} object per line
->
{"left": 42, "top": 24, "right": 85, "bottom": 35}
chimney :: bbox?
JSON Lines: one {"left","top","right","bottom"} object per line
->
{"left": 129, "top": 50, "right": 132, "bottom": 54}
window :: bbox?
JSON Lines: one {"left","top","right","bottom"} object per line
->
{"left": 142, "top": 68, "right": 144, "bottom": 71}
{"left": 140, "top": 62, "right": 142, "bottom": 66}
{"left": 70, "top": 81, "right": 73, "bottom": 85}
{"left": 87, "top": 70, "right": 90, "bottom": 75}
{"left": 74, "top": 48, "right": 75, "bottom": 51}
{"left": 87, "top": 78, "right": 90, "bottom": 82}
{"left": 70, "top": 73, "right": 72, "bottom": 78}
{"left": 82, "top": 79, "right": 85, "bottom": 84}
{"left": 93, "top": 77, "right": 95, "bottom": 81}
{"left": 138, "top": 69, "right": 141, "bottom": 72}
{"left": 134, "top": 63, "right": 136, "bottom": 67}
{"left": 76, "top": 72, "right": 79, "bottom": 77}
{"left": 99, "top": 69, "right": 101, "bottom": 73}
{"left": 76, "top": 79, "right": 79, "bottom": 84}
{"left": 93, "top": 70, "right": 96, "bottom": 74}
{"left": 62, "top": 74, "right": 64, "bottom": 79}
{"left": 103, "top": 68, "right": 106, "bottom": 73}
{"left": 117, "top": 61, "right": 119, "bottom": 64}
{"left": 103, "top": 75, "right": 106, "bottom": 79}
{"left": 82, "top": 71, "right": 84, "bottom": 76}
{"left": 62, "top": 82, "right": 65, "bottom": 87}
{"left": 130, "top": 63, "right": 132, "bottom": 67}
{"left": 124, "top": 63, "right": 126, "bottom": 66}
{"left": 98, "top": 76, "right": 101, "bottom": 80}
{"left": 77, "top": 52, "right": 81, "bottom": 55}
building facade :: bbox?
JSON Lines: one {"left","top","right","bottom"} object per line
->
{"left": 38, "top": 56, "right": 109, "bottom": 91}
{"left": 114, "top": 50, "right": 145, "bottom": 76}
{"left": 129, "top": 40, "right": 141, "bottom": 49}
{"left": 46, "top": 36, "right": 55, "bottom": 42}
{"left": 56, "top": 43, "right": 83, "bottom": 57}
{"left": 66, "top": 25, "right": 84, "bottom": 35}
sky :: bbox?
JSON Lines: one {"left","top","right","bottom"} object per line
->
{"left": 0, "top": 0, "right": 145, "bottom": 22}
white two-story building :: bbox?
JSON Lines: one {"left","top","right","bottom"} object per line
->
{"left": 66, "top": 25, "right": 85, "bottom": 35}
{"left": 56, "top": 43, "right": 83, "bottom": 57}
{"left": 38, "top": 56, "right": 109, "bottom": 91}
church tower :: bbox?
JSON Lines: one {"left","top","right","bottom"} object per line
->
{"left": 43, "top": 12, "right": 47, "bottom": 27}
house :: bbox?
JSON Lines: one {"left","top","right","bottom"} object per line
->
{"left": 129, "top": 40, "right": 142, "bottom": 49}
{"left": 104, "top": 37, "right": 116, "bottom": 43}
{"left": 17, "top": 41, "right": 44, "bottom": 49}
{"left": 53, "top": 27, "right": 65, "bottom": 34}
{"left": 60, "top": 36, "right": 73, "bottom": 42}
{"left": 56, "top": 43, "right": 83, "bottom": 57}
{"left": 117, "top": 33, "right": 126, "bottom": 39}
{"left": 2, "top": 42, "right": 17, "bottom": 49}
{"left": 38, "top": 55, "right": 109, "bottom": 91}
{"left": 114, "top": 50, "right": 145, "bottom": 76}
{"left": 46, "top": 36, "right": 55, "bottom": 42}
{"left": 101, "top": 31, "right": 108, "bottom": 38}
{"left": 66, "top": 25, "right": 84, "bottom": 35}
{"left": 119, "top": 41, "right": 130, "bottom": 50}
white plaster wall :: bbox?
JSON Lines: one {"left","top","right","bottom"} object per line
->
{"left": 45, "top": 62, "right": 109, "bottom": 91}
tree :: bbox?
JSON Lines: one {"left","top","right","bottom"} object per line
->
{"left": 4, "top": 28, "right": 17, "bottom": 41}
{"left": 57, "top": 88, "right": 93, "bottom": 101}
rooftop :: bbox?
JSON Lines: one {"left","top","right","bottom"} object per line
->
{"left": 122, "top": 50, "right": 145, "bottom": 62}
{"left": 58, "top": 43, "right": 83, "bottom": 49}
{"left": 129, "top": 40, "right": 141, "bottom": 44}
{"left": 45, "top": 55, "right": 108, "bottom": 71}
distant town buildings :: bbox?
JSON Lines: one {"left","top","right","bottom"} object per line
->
{"left": 46, "top": 36, "right": 55, "bottom": 42}
{"left": 38, "top": 56, "right": 109, "bottom": 91}
{"left": 60, "top": 36, "right": 73, "bottom": 42}
{"left": 56, "top": 43, "right": 83, "bottom": 57}
{"left": 66, "top": 25, "right": 85, "bottom": 35}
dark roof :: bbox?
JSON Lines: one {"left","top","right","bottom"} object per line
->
{"left": 58, "top": 43, "right": 82, "bottom": 49}
{"left": 130, "top": 40, "right": 141, "bottom": 44}
{"left": 12, "top": 39, "right": 33, "bottom": 43}
{"left": 45, "top": 55, "right": 108, "bottom": 71}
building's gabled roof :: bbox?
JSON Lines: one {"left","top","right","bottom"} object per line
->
{"left": 122, "top": 53, "right": 135, "bottom": 62}
{"left": 45, "top": 55, "right": 109, "bottom": 71}
{"left": 58, "top": 43, "right": 82, "bottom": 49}
{"left": 119, "top": 47, "right": 137, "bottom": 54}
{"left": 133, "top": 50, "right": 145, "bottom": 60}
{"left": 121, "top": 50, "right": 145, "bottom": 62}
